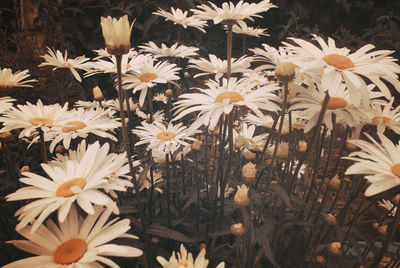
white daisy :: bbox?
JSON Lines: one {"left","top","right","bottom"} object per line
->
{"left": 345, "top": 132, "right": 400, "bottom": 196}
{"left": 153, "top": 7, "right": 207, "bottom": 32}
{"left": 132, "top": 121, "right": 197, "bottom": 154}
{"left": 47, "top": 107, "right": 121, "bottom": 152}
{"left": 74, "top": 99, "right": 117, "bottom": 111}
{"left": 123, "top": 57, "right": 180, "bottom": 107}
{"left": 174, "top": 77, "right": 281, "bottom": 129}
{"left": 0, "top": 99, "right": 71, "bottom": 139}
{"left": 363, "top": 97, "right": 400, "bottom": 134}
{"left": 378, "top": 199, "right": 396, "bottom": 217}
{"left": 153, "top": 93, "right": 168, "bottom": 104}
{"left": 244, "top": 112, "right": 306, "bottom": 134}
{"left": 234, "top": 122, "right": 267, "bottom": 151}
{"left": 135, "top": 108, "right": 165, "bottom": 123}
{"left": 100, "top": 15, "right": 134, "bottom": 55}
{"left": 0, "top": 96, "right": 15, "bottom": 114}
{"left": 139, "top": 41, "right": 199, "bottom": 59}
{"left": 6, "top": 141, "right": 124, "bottom": 233}
{"left": 242, "top": 70, "right": 271, "bottom": 86}
{"left": 0, "top": 67, "right": 37, "bottom": 91}
{"left": 157, "top": 244, "right": 225, "bottom": 268}
{"left": 191, "top": 0, "right": 276, "bottom": 27}
{"left": 283, "top": 35, "right": 400, "bottom": 105}
{"left": 4, "top": 205, "right": 142, "bottom": 267}
{"left": 38, "top": 47, "right": 90, "bottom": 82}
{"left": 229, "top": 23, "right": 269, "bottom": 37}
{"left": 135, "top": 168, "right": 164, "bottom": 194}
{"left": 188, "top": 54, "right": 253, "bottom": 79}
{"left": 151, "top": 145, "right": 192, "bottom": 164}
{"left": 290, "top": 81, "right": 363, "bottom": 132}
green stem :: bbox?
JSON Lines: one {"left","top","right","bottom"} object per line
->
{"left": 38, "top": 128, "right": 47, "bottom": 163}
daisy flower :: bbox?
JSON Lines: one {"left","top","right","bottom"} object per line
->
{"left": 290, "top": 81, "right": 363, "bottom": 132}
{"left": 0, "top": 99, "right": 71, "bottom": 139}
{"left": 74, "top": 99, "right": 117, "bottom": 111}
{"left": 4, "top": 205, "right": 142, "bottom": 267}
{"left": 0, "top": 67, "right": 37, "bottom": 92}
{"left": 345, "top": 132, "right": 400, "bottom": 196}
{"left": 153, "top": 92, "right": 168, "bottom": 104}
{"left": 378, "top": 199, "right": 397, "bottom": 217}
{"left": 188, "top": 54, "right": 253, "bottom": 79}
{"left": 0, "top": 96, "right": 15, "bottom": 114}
{"left": 363, "top": 97, "right": 400, "bottom": 134}
{"left": 38, "top": 47, "right": 90, "bottom": 82}
{"left": 244, "top": 112, "right": 306, "bottom": 134}
{"left": 139, "top": 41, "right": 199, "bottom": 59}
{"left": 157, "top": 244, "right": 225, "bottom": 268}
{"left": 151, "top": 145, "right": 192, "bottom": 164}
{"left": 242, "top": 70, "right": 270, "bottom": 86}
{"left": 283, "top": 35, "right": 400, "bottom": 105}
{"left": 135, "top": 168, "right": 164, "bottom": 194}
{"left": 191, "top": 0, "right": 276, "bottom": 27}
{"left": 174, "top": 77, "right": 281, "bottom": 129}
{"left": 47, "top": 107, "right": 121, "bottom": 152}
{"left": 229, "top": 23, "right": 269, "bottom": 37}
{"left": 136, "top": 108, "right": 165, "bottom": 123}
{"left": 123, "top": 57, "right": 180, "bottom": 106}
{"left": 100, "top": 15, "right": 134, "bottom": 55}
{"left": 6, "top": 141, "right": 124, "bottom": 233}
{"left": 153, "top": 7, "right": 207, "bottom": 32}
{"left": 132, "top": 121, "right": 197, "bottom": 154}
{"left": 234, "top": 122, "right": 267, "bottom": 151}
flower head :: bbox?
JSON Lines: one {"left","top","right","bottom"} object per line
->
{"left": 139, "top": 41, "right": 199, "bottom": 59}
{"left": 38, "top": 47, "right": 90, "bottom": 82}
{"left": 153, "top": 7, "right": 207, "bottom": 32}
{"left": 101, "top": 15, "right": 134, "bottom": 55}
{"left": 4, "top": 205, "right": 142, "bottom": 267}
{"left": 0, "top": 67, "right": 37, "bottom": 93}
{"left": 234, "top": 184, "right": 250, "bottom": 208}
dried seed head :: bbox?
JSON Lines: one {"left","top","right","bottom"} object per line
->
{"left": 0, "top": 132, "right": 14, "bottom": 143}
{"left": 324, "top": 213, "right": 337, "bottom": 225}
{"left": 230, "top": 223, "right": 245, "bottom": 236}
{"left": 242, "top": 162, "right": 257, "bottom": 183}
{"left": 328, "top": 242, "right": 341, "bottom": 255}
{"left": 92, "top": 85, "right": 104, "bottom": 101}
{"left": 234, "top": 184, "right": 250, "bottom": 208}
{"left": 191, "top": 139, "right": 202, "bottom": 151}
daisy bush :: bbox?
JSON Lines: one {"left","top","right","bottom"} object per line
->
{"left": 2, "top": 0, "right": 400, "bottom": 267}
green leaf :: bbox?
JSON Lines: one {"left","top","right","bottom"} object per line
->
{"left": 146, "top": 224, "right": 200, "bottom": 243}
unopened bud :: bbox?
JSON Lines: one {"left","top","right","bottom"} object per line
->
{"left": 316, "top": 255, "right": 325, "bottom": 264}
{"left": 151, "top": 237, "right": 159, "bottom": 244}
{"left": 378, "top": 224, "right": 388, "bottom": 235}
{"left": 55, "top": 145, "right": 66, "bottom": 154}
{"left": 230, "top": 223, "right": 245, "bottom": 236}
{"left": 20, "top": 165, "right": 30, "bottom": 173}
{"left": 184, "top": 71, "right": 190, "bottom": 78}
{"left": 191, "top": 139, "right": 202, "bottom": 151}
{"left": 234, "top": 184, "right": 250, "bottom": 208}
{"left": 328, "top": 242, "right": 341, "bottom": 255}
{"left": 324, "top": 213, "right": 337, "bottom": 225}
{"left": 93, "top": 86, "right": 104, "bottom": 101}
{"left": 329, "top": 175, "right": 341, "bottom": 190}
{"left": 276, "top": 142, "right": 289, "bottom": 159}
{"left": 372, "top": 222, "right": 379, "bottom": 229}
{"left": 298, "top": 140, "right": 307, "bottom": 152}
{"left": 0, "top": 132, "right": 14, "bottom": 143}
{"left": 165, "top": 89, "right": 173, "bottom": 98}
{"left": 242, "top": 162, "right": 257, "bottom": 183}
{"left": 275, "top": 62, "right": 296, "bottom": 82}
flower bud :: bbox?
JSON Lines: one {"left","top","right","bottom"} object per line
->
{"left": 165, "top": 89, "right": 173, "bottom": 98}
{"left": 0, "top": 131, "right": 14, "bottom": 143}
{"left": 323, "top": 213, "right": 337, "bottom": 225}
{"left": 298, "top": 140, "right": 307, "bottom": 152}
{"left": 328, "top": 175, "right": 341, "bottom": 190}
{"left": 20, "top": 165, "right": 30, "bottom": 173}
{"left": 151, "top": 237, "right": 159, "bottom": 244}
{"left": 275, "top": 62, "right": 296, "bottom": 82}
{"left": 92, "top": 86, "right": 104, "bottom": 101}
{"left": 242, "top": 162, "right": 257, "bottom": 183}
{"left": 100, "top": 15, "right": 134, "bottom": 56}
{"left": 234, "top": 184, "right": 250, "bottom": 208}
{"left": 276, "top": 142, "right": 289, "bottom": 159}
{"left": 328, "top": 242, "right": 341, "bottom": 255}
{"left": 191, "top": 139, "right": 202, "bottom": 151}
{"left": 392, "top": 194, "right": 400, "bottom": 206}
{"left": 230, "top": 223, "right": 245, "bottom": 236}
{"left": 184, "top": 71, "right": 190, "bottom": 78}
{"left": 316, "top": 255, "right": 325, "bottom": 265}
{"left": 378, "top": 224, "right": 388, "bottom": 235}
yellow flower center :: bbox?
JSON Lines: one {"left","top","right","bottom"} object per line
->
{"left": 62, "top": 121, "right": 87, "bottom": 133}
{"left": 215, "top": 92, "right": 244, "bottom": 104}
{"left": 139, "top": 72, "right": 158, "bottom": 82}
{"left": 322, "top": 54, "right": 355, "bottom": 70}
{"left": 29, "top": 117, "right": 53, "bottom": 126}
{"left": 175, "top": 19, "right": 183, "bottom": 24}
{"left": 245, "top": 138, "right": 255, "bottom": 144}
{"left": 56, "top": 178, "right": 86, "bottom": 197}
{"left": 371, "top": 116, "right": 391, "bottom": 125}
{"left": 156, "top": 131, "right": 176, "bottom": 141}
{"left": 392, "top": 163, "right": 400, "bottom": 177}
{"left": 325, "top": 97, "right": 348, "bottom": 110}
{"left": 53, "top": 238, "right": 87, "bottom": 265}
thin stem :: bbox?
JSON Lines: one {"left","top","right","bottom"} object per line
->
{"left": 38, "top": 128, "right": 47, "bottom": 163}
{"left": 165, "top": 153, "right": 171, "bottom": 227}
{"left": 226, "top": 23, "right": 233, "bottom": 79}
{"left": 147, "top": 87, "right": 153, "bottom": 123}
